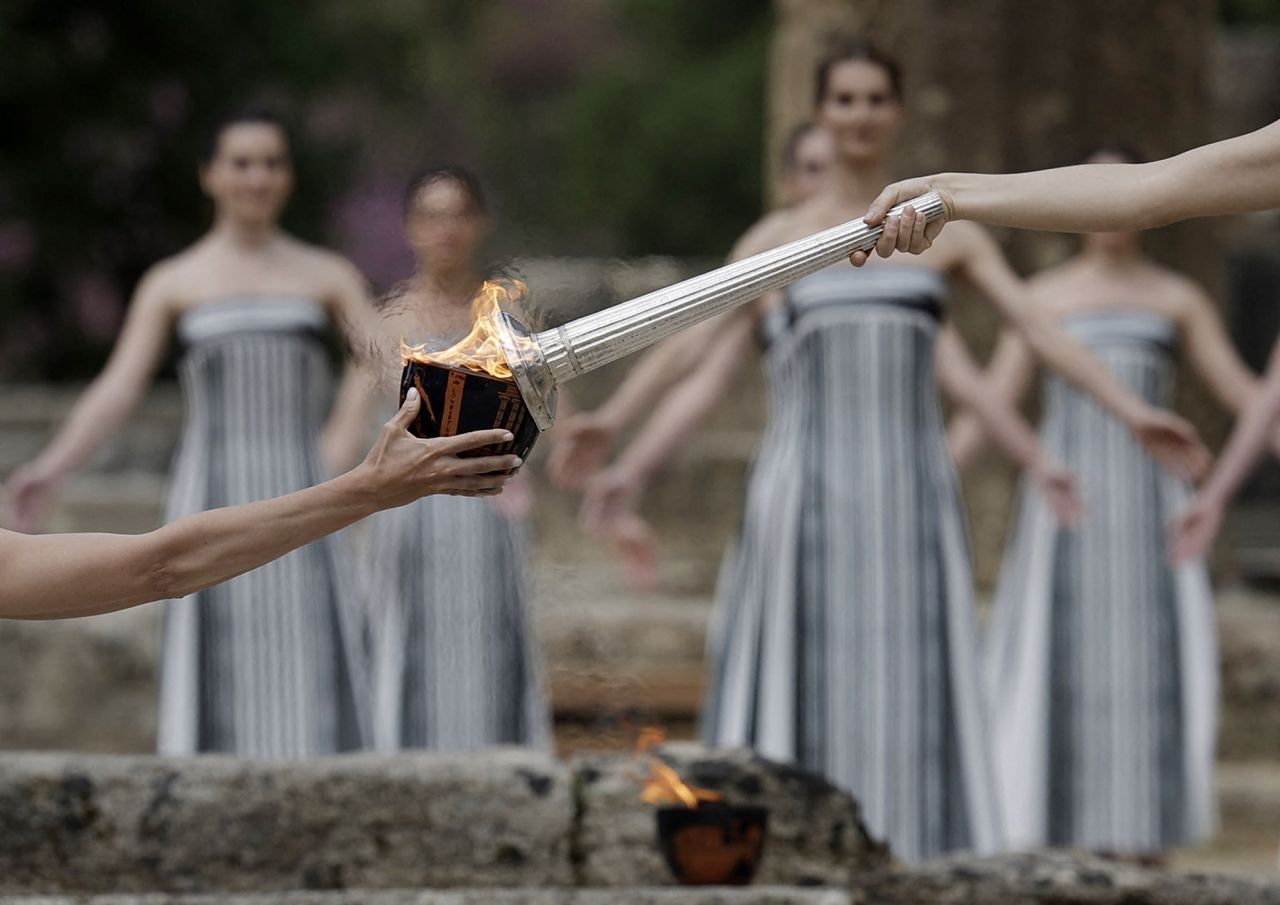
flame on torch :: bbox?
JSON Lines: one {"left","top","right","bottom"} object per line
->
{"left": 400, "top": 279, "right": 529, "bottom": 379}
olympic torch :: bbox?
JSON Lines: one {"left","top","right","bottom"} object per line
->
{"left": 401, "top": 192, "right": 946, "bottom": 458}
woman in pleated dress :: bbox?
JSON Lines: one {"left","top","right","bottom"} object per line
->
{"left": 952, "top": 148, "right": 1269, "bottom": 854}
{"left": 5, "top": 111, "right": 376, "bottom": 757}
{"left": 562, "top": 44, "right": 1205, "bottom": 860}
{"left": 354, "top": 167, "right": 550, "bottom": 752}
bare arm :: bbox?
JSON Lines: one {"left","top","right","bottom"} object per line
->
{"left": 945, "top": 328, "right": 1037, "bottom": 471}
{"left": 546, "top": 318, "right": 741, "bottom": 489}
{"left": 0, "top": 393, "right": 518, "bottom": 620}
{"left": 1181, "top": 287, "right": 1257, "bottom": 411}
{"left": 1171, "top": 339, "right": 1280, "bottom": 563}
{"left": 937, "top": 327, "right": 1080, "bottom": 524}
{"left": 548, "top": 212, "right": 789, "bottom": 489}
{"left": 956, "top": 226, "right": 1208, "bottom": 479}
{"left": 320, "top": 258, "right": 383, "bottom": 475}
{"left": 5, "top": 268, "right": 176, "bottom": 530}
{"left": 578, "top": 309, "right": 757, "bottom": 532}
{"left": 937, "top": 328, "right": 1041, "bottom": 472}
{"left": 855, "top": 120, "right": 1280, "bottom": 262}
{"left": 1177, "top": 286, "right": 1280, "bottom": 457}
{"left": 595, "top": 321, "right": 724, "bottom": 432}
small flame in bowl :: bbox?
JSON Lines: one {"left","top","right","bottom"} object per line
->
{"left": 400, "top": 279, "right": 528, "bottom": 379}
{"left": 636, "top": 728, "right": 724, "bottom": 809}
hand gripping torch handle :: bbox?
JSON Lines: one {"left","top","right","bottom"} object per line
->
{"left": 500, "top": 192, "right": 948, "bottom": 430}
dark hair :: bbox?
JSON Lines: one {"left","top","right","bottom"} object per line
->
{"left": 814, "top": 39, "right": 904, "bottom": 106}
{"left": 200, "top": 109, "right": 291, "bottom": 164}
{"left": 1079, "top": 143, "right": 1145, "bottom": 165}
{"left": 404, "top": 165, "right": 488, "bottom": 217}
{"left": 782, "top": 122, "right": 822, "bottom": 171}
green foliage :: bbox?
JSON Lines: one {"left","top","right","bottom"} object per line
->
{"left": 1221, "top": 0, "right": 1280, "bottom": 27}
{"left": 0, "top": 0, "right": 771, "bottom": 378}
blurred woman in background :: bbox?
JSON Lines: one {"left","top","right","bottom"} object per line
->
{"left": 950, "top": 147, "right": 1274, "bottom": 855}
{"left": 555, "top": 43, "right": 1204, "bottom": 860}
{"left": 4, "top": 111, "right": 377, "bottom": 758}
{"left": 338, "top": 166, "right": 550, "bottom": 752}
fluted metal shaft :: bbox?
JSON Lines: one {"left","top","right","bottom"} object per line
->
{"left": 537, "top": 192, "right": 946, "bottom": 382}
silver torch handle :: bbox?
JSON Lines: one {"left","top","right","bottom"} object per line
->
{"left": 535, "top": 191, "right": 947, "bottom": 382}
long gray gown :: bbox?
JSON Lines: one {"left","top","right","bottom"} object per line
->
{"left": 702, "top": 264, "right": 1003, "bottom": 861}
{"left": 983, "top": 309, "right": 1217, "bottom": 852}
{"left": 158, "top": 296, "right": 369, "bottom": 758}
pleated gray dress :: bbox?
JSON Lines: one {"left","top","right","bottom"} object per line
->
{"left": 157, "top": 296, "right": 370, "bottom": 758}
{"left": 702, "top": 264, "right": 1003, "bottom": 861}
{"left": 984, "top": 309, "right": 1217, "bottom": 852}
{"left": 366, "top": 479, "right": 550, "bottom": 752}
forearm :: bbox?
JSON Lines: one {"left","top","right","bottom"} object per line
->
{"left": 937, "top": 166, "right": 1175, "bottom": 234}
{"left": 1019, "top": 315, "right": 1146, "bottom": 426}
{"left": 959, "top": 397, "right": 1047, "bottom": 475}
{"left": 615, "top": 325, "right": 749, "bottom": 482}
{"left": 321, "top": 369, "right": 377, "bottom": 475}
{"left": 947, "top": 411, "right": 991, "bottom": 471}
{"left": 2, "top": 469, "right": 380, "bottom": 619}
{"left": 1199, "top": 370, "right": 1280, "bottom": 508}
{"left": 597, "top": 327, "right": 712, "bottom": 431}
{"left": 939, "top": 121, "right": 1280, "bottom": 232}
{"left": 938, "top": 336, "right": 1043, "bottom": 474}
{"left": 34, "top": 380, "right": 143, "bottom": 478}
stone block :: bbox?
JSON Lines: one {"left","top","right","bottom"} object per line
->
{"left": 0, "top": 750, "right": 573, "bottom": 895}
{"left": 572, "top": 743, "right": 886, "bottom": 888}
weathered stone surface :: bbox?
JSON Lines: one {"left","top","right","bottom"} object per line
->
{"left": 0, "top": 889, "right": 849, "bottom": 905}
{"left": 573, "top": 743, "right": 887, "bottom": 888}
{"left": 857, "top": 851, "right": 1280, "bottom": 905}
{"left": 0, "top": 750, "right": 574, "bottom": 895}
{"left": 1216, "top": 591, "right": 1280, "bottom": 761}
{"left": 0, "top": 608, "right": 159, "bottom": 753}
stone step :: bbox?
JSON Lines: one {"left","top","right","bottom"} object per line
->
{"left": 2, "top": 890, "right": 853, "bottom": 905}
{"left": 0, "top": 747, "right": 874, "bottom": 897}
{"left": 1175, "top": 761, "right": 1280, "bottom": 875}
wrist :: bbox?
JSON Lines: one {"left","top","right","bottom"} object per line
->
{"left": 593, "top": 403, "right": 628, "bottom": 437}
{"left": 1119, "top": 398, "right": 1153, "bottom": 432}
{"left": 333, "top": 465, "right": 384, "bottom": 517}
{"left": 26, "top": 456, "right": 66, "bottom": 484}
{"left": 933, "top": 173, "right": 970, "bottom": 221}
{"left": 1027, "top": 451, "right": 1054, "bottom": 480}
{"left": 613, "top": 453, "right": 653, "bottom": 489}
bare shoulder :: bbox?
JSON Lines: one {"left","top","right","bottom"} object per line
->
{"left": 731, "top": 208, "right": 798, "bottom": 260}
{"left": 1158, "top": 266, "right": 1218, "bottom": 324}
{"left": 1024, "top": 258, "right": 1082, "bottom": 292}
{"left": 289, "top": 238, "right": 364, "bottom": 285}
{"left": 280, "top": 238, "right": 368, "bottom": 307}
{"left": 1022, "top": 261, "right": 1087, "bottom": 315}
{"left": 130, "top": 250, "right": 197, "bottom": 312}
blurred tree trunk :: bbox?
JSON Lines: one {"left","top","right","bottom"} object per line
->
{"left": 768, "top": 0, "right": 1220, "bottom": 585}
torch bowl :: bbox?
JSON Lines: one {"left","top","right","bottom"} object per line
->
{"left": 655, "top": 803, "right": 768, "bottom": 886}
{"left": 399, "top": 360, "right": 541, "bottom": 460}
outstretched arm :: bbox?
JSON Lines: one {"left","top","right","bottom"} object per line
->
{"left": 578, "top": 308, "right": 757, "bottom": 533}
{"left": 5, "top": 267, "right": 176, "bottom": 531}
{"left": 320, "top": 258, "right": 384, "bottom": 476}
{"left": 1171, "top": 338, "right": 1280, "bottom": 563}
{"left": 549, "top": 210, "right": 791, "bottom": 490}
{"left": 546, "top": 319, "right": 725, "bottom": 489}
{"left": 936, "top": 327, "right": 1080, "bottom": 524}
{"left": 945, "top": 328, "right": 1037, "bottom": 471}
{"left": 853, "top": 120, "right": 1280, "bottom": 263}
{"left": 0, "top": 392, "right": 518, "bottom": 620}
{"left": 1178, "top": 286, "right": 1280, "bottom": 456}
